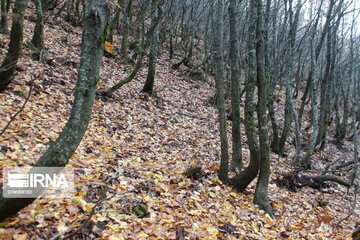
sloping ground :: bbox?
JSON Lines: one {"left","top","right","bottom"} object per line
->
{"left": 0, "top": 6, "right": 359, "bottom": 240}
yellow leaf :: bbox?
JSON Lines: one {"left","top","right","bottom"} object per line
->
{"left": 108, "top": 224, "right": 121, "bottom": 232}
{"left": 207, "top": 226, "right": 219, "bottom": 235}
{"left": 56, "top": 222, "right": 68, "bottom": 234}
{"left": 105, "top": 41, "right": 113, "bottom": 54}
{"left": 109, "top": 235, "right": 125, "bottom": 240}
{"left": 94, "top": 213, "right": 106, "bottom": 222}
{"left": 13, "top": 234, "right": 28, "bottom": 240}
{"left": 138, "top": 232, "right": 148, "bottom": 238}
{"left": 0, "top": 217, "right": 20, "bottom": 227}
{"left": 188, "top": 209, "right": 202, "bottom": 216}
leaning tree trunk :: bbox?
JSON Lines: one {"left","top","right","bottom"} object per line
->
{"left": 0, "top": 0, "right": 109, "bottom": 221}
{"left": 0, "top": 0, "right": 29, "bottom": 92}
{"left": 142, "top": 0, "right": 159, "bottom": 95}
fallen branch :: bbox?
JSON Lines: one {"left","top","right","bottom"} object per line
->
{"left": 276, "top": 172, "right": 351, "bottom": 192}
{"left": 301, "top": 175, "right": 351, "bottom": 188}
{"left": 51, "top": 183, "right": 116, "bottom": 240}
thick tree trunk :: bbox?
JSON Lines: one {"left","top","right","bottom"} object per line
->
{"left": 229, "top": 0, "right": 242, "bottom": 173}
{"left": 0, "top": 0, "right": 29, "bottom": 92}
{"left": 0, "top": 0, "right": 109, "bottom": 221}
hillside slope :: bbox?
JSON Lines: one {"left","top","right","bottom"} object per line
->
{"left": 0, "top": 6, "right": 359, "bottom": 239}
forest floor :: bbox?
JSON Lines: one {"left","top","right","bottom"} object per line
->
{"left": 0, "top": 6, "right": 359, "bottom": 240}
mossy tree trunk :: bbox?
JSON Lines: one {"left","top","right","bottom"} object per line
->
{"left": 212, "top": 0, "right": 228, "bottom": 183}
{"left": 229, "top": 0, "right": 242, "bottom": 173}
{"left": 0, "top": 0, "right": 10, "bottom": 34}
{"left": 0, "top": 0, "right": 109, "bottom": 221}
{"left": 120, "top": 0, "right": 132, "bottom": 61}
{"left": 142, "top": 0, "right": 159, "bottom": 95}
{"left": 278, "top": 0, "right": 302, "bottom": 157}
{"left": 232, "top": 0, "right": 259, "bottom": 191}
{"left": 30, "top": 0, "right": 48, "bottom": 57}
{"left": 253, "top": 0, "right": 274, "bottom": 218}
{"left": 0, "top": 0, "right": 29, "bottom": 92}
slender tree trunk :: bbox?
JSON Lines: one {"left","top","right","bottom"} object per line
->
{"left": 278, "top": 0, "right": 302, "bottom": 156}
{"left": 120, "top": 0, "right": 132, "bottom": 60}
{"left": 229, "top": 0, "right": 242, "bottom": 173}
{"left": 0, "top": 0, "right": 9, "bottom": 34}
{"left": 349, "top": 102, "right": 359, "bottom": 185}
{"left": 232, "top": 0, "right": 259, "bottom": 191}
{"left": 0, "top": 0, "right": 109, "bottom": 221}
{"left": 212, "top": 0, "right": 228, "bottom": 183}
{"left": 31, "top": 0, "right": 47, "bottom": 59}
{"left": 142, "top": 0, "right": 159, "bottom": 95}
{"left": 301, "top": 39, "right": 318, "bottom": 168}
{"left": 0, "top": 0, "right": 29, "bottom": 92}
{"left": 253, "top": 0, "right": 274, "bottom": 217}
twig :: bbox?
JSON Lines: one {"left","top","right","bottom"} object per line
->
{"left": 50, "top": 183, "right": 116, "bottom": 240}
{"left": 337, "top": 185, "right": 358, "bottom": 226}
{"left": 0, "top": 52, "right": 43, "bottom": 137}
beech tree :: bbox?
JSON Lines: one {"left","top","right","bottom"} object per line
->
{"left": 212, "top": 0, "right": 229, "bottom": 183}
{"left": 0, "top": 0, "right": 29, "bottom": 91}
{"left": 0, "top": 0, "right": 110, "bottom": 221}
{"left": 142, "top": 0, "right": 160, "bottom": 95}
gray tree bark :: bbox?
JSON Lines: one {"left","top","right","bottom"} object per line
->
{"left": 0, "top": 0, "right": 29, "bottom": 92}
{"left": 0, "top": 0, "right": 109, "bottom": 221}
{"left": 229, "top": 0, "right": 242, "bottom": 173}
{"left": 253, "top": 0, "right": 274, "bottom": 218}
{"left": 142, "top": 0, "right": 159, "bottom": 95}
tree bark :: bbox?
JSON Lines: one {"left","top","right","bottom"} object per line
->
{"left": 120, "top": 0, "right": 132, "bottom": 60}
{"left": 0, "top": 0, "right": 109, "bottom": 221}
{"left": 229, "top": 0, "right": 242, "bottom": 173}
{"left": 31, "top": 0, "right": 48, "bottom": 56}
{"left": 142, "top": 0, "right": 159, "bottom": 95}
{"left": 0, "top": 0, "right": 29, "bottom": 92}
{"left": 232, "top": 0, "right": 259, "bottom": 191}
{"left": 253, "top": 0, "right": 274, "bottom": 218}
{"left": 0, "top": 0, "right": 9, "bottom": 34}
{"left": 212, "top": 0, "right": 228, "bottom": 183}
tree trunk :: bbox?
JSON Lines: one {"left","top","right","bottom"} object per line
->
{"left": 120, "top": 0, "right": 132, "bottom": 60}
{"left": 0, "top": 0, "right": 9, "bottom": 34}
{"left": 229, "top": 0, "right": 242, "bottom": 173}
{"left": 31, "top": 0, "right": 47, "bottom": 59}
{"left": 0, "top": 0, "right": 29, "bottom": 92}
{"left": 232, "top": 0, "right": 259, "bottom": 192}
{"left": 253, "top": 0, "right": 274, "bottom": 217}
{"left": 0, "top": 0, "right": 109, "bottom": 221}
{"left": 142, "top": 0, "right": 159, "bottom": 95}
{"left": 212, "top": 0, "right": 228, "bottom": 183}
